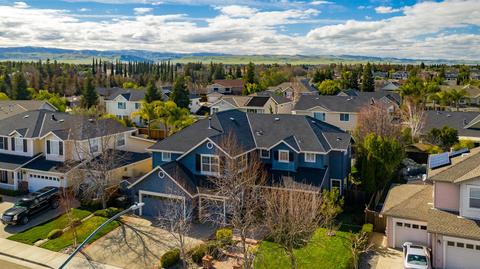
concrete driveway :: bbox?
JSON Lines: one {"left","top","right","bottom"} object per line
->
{"left": 362, "top": 232, "right": 404, "bottom": 269}
{"left": 83, "top": 216, "right": 212, "bottom": 269}
{"left": 0, "top": 195, "right": 64, "bottom": 239}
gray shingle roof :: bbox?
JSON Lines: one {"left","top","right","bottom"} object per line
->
{"left": 98, "top": 87, "right": 146, "bottom": 102}
{"left": 0, "top": 110, "right": 133, "bottom": 140}
{"left": 0, "top": 100, "right": 56, "bottom": 120}
{"left": 429, "top": 149, "right": 480, "bottom": 184}
{"left": 382, "top": 184, "right": 432, "bottom": 222}
{"left": 294, "top": 91, "right": 400, "bottom": 112}
{"left": 149, "top": 110, "right": 351, "bottom": 154}
{"left": 423, "top": 111, "right": 480, "bottom": 139}
{"left": 23, "top": 156, "right": 79, "bottom": 173}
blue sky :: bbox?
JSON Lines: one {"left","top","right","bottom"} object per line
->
{"left": 0, "top": 0, "right": 479, "bottom": 59}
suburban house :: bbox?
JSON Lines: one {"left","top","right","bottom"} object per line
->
{"left": 206, "top": 79, "right": 243, "bottom": 95}
{"left": 470, "top": 71, "right": 480, "bottom": 81}
{"left": 292, "top": 91, "right": 401, "bottom": 132}
{"left": 100, "top": 88, "right": 146, "bottom": 126}
{"left": 128, "top": 110, "right": 352, "bottom": 221}
{"left": 373, "top": 71, "right": 388, "bottom": 79}
{"left": 0, "top": 109, "right": 153, "bottom": 192}
{"left": 461, "top": 84, "right": 480, "bottom": 106}
{"left": 0, "top": 100, "right": 57, "bottom": 120}
{"left": 382, "top": 147, "right": 480, "bottom": 269}
{"left": 392, "top": 71, "right": 408, "bottom": 80}
{"left": 445, "top": 71, "right": 459, "bottom": 85}
{"left": 266, "top": 78, "right": 318, "bottom": 101}
{"left": 380, "top": 81, "right": 400, "bottom": 91}
{"left": 209, "top": 94, "right": 294, "bottom": 114}
{"left": 423, "top": 111, "right": 480, "bottom": 142}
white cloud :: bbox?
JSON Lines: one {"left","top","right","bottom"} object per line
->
{"left": 133, "top": 7, "right": 153, "bottom": 15}
{"left": 13, "top": 2, "right": 29, "bottom": 8}
{"left": 310, "top": 1, "right": 332, "bottom": 5}
{"left": 374, "top": 6, "right": 402, "bottom": 14}
{"left": 78, "top": 8, "right": 90, "bottom": 12}
{"left": 215, "top": 5, "right": 258, "bottom": 18}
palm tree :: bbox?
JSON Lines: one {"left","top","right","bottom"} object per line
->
{"left": 449, "top": 88, "right": 467, "bottom": 111}
{"left": 132, "top": 101, "right": 159, "bottom": 138}
{"left": 167, "top": 106, "right": 194, "bottom": 135}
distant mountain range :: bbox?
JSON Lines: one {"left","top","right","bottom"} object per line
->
{"left": 0, "top": 46, "right": 477, "bottom": 65}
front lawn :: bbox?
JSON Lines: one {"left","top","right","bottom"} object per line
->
{"left": 255, "top": 228, "right": 353, "bottom": 269}
{"left": 8, "top": 208, "right": 91, "bottom": 245}
{"left": 41, "top": 216, "right": 120, "bottom": 251}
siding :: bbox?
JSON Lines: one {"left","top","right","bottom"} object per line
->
{"left": 153, "top": 152, "right": 181, "bottom": 167}
{"left": 459, "top": 178, "right": 480, "bottom": 220}
{"left": 270, "top": 143, "right": 297, "bottom": 172}
{"left": 179, "top": 141, "right": 220, "bottom": 175}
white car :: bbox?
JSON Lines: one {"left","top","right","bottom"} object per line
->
{"left": 402, "top": 242, "right": 432, "bottom": 269}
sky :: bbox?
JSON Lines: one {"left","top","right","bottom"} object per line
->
{"left": 0, "top": 0, "right": 479, "bottom": 59}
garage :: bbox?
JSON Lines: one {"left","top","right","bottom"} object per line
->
{"left": 393, "top": 218, "right": 428, "bottom": 248}
{"left": 27, "top": 173, "right": 61, "bottom": 192}
{"left": 139, "top": 191, "right": 185, "bottom": 220}
{"left": 444, "top": 237, "right": 480, "bottom": 269}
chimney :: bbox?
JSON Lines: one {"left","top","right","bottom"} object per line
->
{"left": 208, "top": 117, "right": 212, "bottom": 129}
{"left": 51, "top": 114, "right": 57, "bottom": 121}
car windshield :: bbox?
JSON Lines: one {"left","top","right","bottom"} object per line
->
{"left": 15, "top": 200, "right": 32, "bottom": 207}
{"left": 407, "top": 254, "right": 428, "bottom": 265}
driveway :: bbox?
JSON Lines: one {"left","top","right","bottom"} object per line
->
{"left": 361, "top": 232, "right": 403, "bottom": 269}
{"left": 83, "top": 216, "right": 213, "bottom": 269}
{"left": 0, "top": 195, "right": 64, "bottom": 239}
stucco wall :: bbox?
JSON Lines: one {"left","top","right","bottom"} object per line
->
{"left": 434, "top": 181, "right": 460, "bottom": 211}
{"left": 459, "top": 178, "right": 480, "bottom": 220}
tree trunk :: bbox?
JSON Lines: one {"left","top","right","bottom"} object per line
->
{"left": 288, "top": 248, "right": 296, "bottom": 269}
{"left": 241, "top": 232, "right": 250, "bottom": 269}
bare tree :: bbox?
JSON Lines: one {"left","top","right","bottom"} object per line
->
{"left": 319, "top": 188, "right": 344, "bottom": 236}
{"left": 262, "top": 187, "right": 323, "bottom": 269}
{"left": 355, "top": 103, "right": 401, "bottom": 142}
{"left": 59, "top": 187, "right": 79, "bottom": 247}
{"left": 347, "top": 230, "right": 374, "bottom": 269}
{"left": 203, "top": 133, "right": 268, "bottom": 269}
{"left": 402, "top": 97, "right": 426, "bottom": 140}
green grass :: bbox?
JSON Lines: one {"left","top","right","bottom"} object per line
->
{"left": 41, "top": 216, "right": 120, "bottom": 252}
{"left": 8, "top": 209, "right": 91, "bottom": 245}
{"left": 255, "top": 228, "right": 353, "bottom": 269}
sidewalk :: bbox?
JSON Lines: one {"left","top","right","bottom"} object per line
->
{"left": 0, "top": 238, "right": 122, "bottom": 269}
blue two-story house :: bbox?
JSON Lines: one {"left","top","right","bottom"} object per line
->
{"left": 128, "top": 110, "right": 352, "bottom": 221}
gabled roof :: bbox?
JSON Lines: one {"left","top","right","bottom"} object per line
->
{"left": 0, "top": 110, "right": 133, "bottom": 140}
{"left": 212, "top": 79, "right": 243, "bottom": 88}
{"left": 0, "top": 100, "right": 57, "bottom": 120}
{"left": 429, "top": 148, "right": 480, "bottom": 184}
{"left": 423, "top": 111, "right": 480, "bottom": 139}
{"left": 294, "top": 91, "right": 400, "bottom": 112}
{"left": 149, "top": 110, "right": 351, "bottom": 154}
{"left": 97, "top": 87, "right": 146, "bottom": 102}
{"left": 382, "top": 183, "right": 432, "bottom": 222}
{"left": 254, "top": 91, "right": 291, "bottom": 104}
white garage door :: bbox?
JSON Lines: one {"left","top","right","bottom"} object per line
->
{"left": 445, "top": 238, "right": 480, "bottom": 269}
{"left": 28, "top": 173, "right": 61, "bottom": 192}
{"left": 394, "top": 219, "right": 428, "bottom": 248}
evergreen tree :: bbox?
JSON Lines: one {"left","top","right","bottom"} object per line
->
{"left": 245, "top": 62, "right": 256, "bottom": 84}
{"left": 170, "top": 75, "right": 190, "bottom": 109}
{"left": 361, "top": 63, "right": 375, "bottom": 92}
{"left": 11, "top": 72, "right": 30, "bottom": 100}
{"left": 81, "top": 75, "right": 98, "bottom": 108}
{"left": 235, "top": 65, "right": 242, "bottom": 78}
{"left": 144, "top": 81, "right": 161, "bottom": 103}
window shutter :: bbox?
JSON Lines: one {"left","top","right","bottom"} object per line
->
{"left": 23, "top": 139, "right": 27, "bottom": 152}
{"left": 195, "top": 154, "right": 201, "bottom": 171}
{"left": 3, "top": 137, "right": 6, "bottom": 150}
{"left": 46, "top": 140, "right": 51, "bottom": 154}
{"left": 11, "top": 138, "right": 15, "bottom": 151}
{"left": 289, "top": 152, "right": 293, "bottom": 162}
{"left": 273, "top": 151, "right": 278, "bottom": 161}
{"left": 59, "top": 141, "right": 63, "bottom": 156}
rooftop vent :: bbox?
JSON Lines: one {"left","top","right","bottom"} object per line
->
{"left": 59, "top": 119, "right": 64, "bottom": 123}
{"left": 446, "top": 114, "right": 451, "bottom": 117}
{"left": 88, "top": 118, "right": 94, "bottom": 122}
{"left": 208, "top": 117, "right": 212, "bottom": 129}
{"left": 23, "top": 115, "right": 29, "bottom": 118}
{"left": 463, "top": 118, "right": 468, "bottom": 126}
{"left": 51, "top": 114, "right": 57, "bottom": 121}
{"left": 229, "top": 117, "right": 235, "bottom": 121}
{"left": 256, "top": 130, "right": 264, "bottom": 136}
{"left": 336, "top": 137, "right": 342, "bottom": 141}
{"left": 274, "top": 117, "right": 280, "bottom": 121}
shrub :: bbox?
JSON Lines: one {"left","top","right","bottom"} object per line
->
{"left": 94, "top": 207, "right": 122, "bottom": 218}
{"left": 361, "top": 223, "right": 373, "bottom": 234}
{"left": 80, "top": 200, "right": 102, "bottom": 211}
{"left": 47, "top": 229, "right": 63, "bottom": 239}
{"left": 216, "top": 228, "right": 233, "bottom": 246}
{"left": 161, "top": 248, "right": 180, "bottom": 268}
{"left": 206, "top": 241, "right": 220, "bottom": 259}
{"left": 70, "top": 218, "right": 82, "bottom": 228}
{"left": 190, "top": 244, "right": 207, "bottom": 264}
{"left": 453, "top": 139, "right": 475, "bottom": 151}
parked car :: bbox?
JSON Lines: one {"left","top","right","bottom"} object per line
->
{"left": 1, "top": 187, "right": 60, "bottom": 225}
{"left": 403, "top": 242, "right": 432, "bottom": 269}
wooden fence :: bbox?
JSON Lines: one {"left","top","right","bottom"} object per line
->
{"left": 137, "top": 128, "right": 166, "bottom": 140}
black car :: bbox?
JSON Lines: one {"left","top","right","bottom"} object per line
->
{"left": 1, "top": 186, "right": 60, "bottom": 225}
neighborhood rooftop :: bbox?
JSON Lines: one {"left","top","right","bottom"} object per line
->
{"left": 423, "top": 111, "right": 480, "bottom": 139}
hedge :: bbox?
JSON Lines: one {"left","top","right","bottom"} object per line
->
{"left": 94, "top": 207, "right": 122, "bottom": 218}
{"left": 161, "top": 248, "right": 180, "bottom": 268}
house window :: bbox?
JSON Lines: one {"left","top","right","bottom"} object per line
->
{"left": 0, "top": 171, "right": 7, "bottom": 184}
{"left": 396, "top": 222, "right": 403, "bottom": 227}
{"left": 447, "top": 241, "right": 455, "bottom": 246}
{"left": 162, "top": 152, "right": 171, "bottom": 161}
{"left": 420, "top": 225, "right": 427, "bottom": 230}
{"left": 457, "top": 243, "right": 464, "bottom": 248}
{"left": 211, "top": 107, "right": 219, "bottom": 114}
{"left": 313, "top": 112, "right": 325, "bottom": 121}
{"left": 404, "top": 223, "right": 411, "bottom": 228}
{"left": 14, "top": 138, "right": 25, "bottom": 152}
{"left": 116, "top": 134, "right": 125, "bottom": 147}
{"left": 260, "top": 149, "right": 270, "bottom": 159}
{"left": 278, "top": 150, "right": 290, "bottom": 163}
{"left": 47, "top": 140, "right": 63, "bottom": 156}
{"left": 340, "top": 113, "right": 350, "bottom": 122}
{"left": 304, "top": 153, "right": 316, "bottom": 163}
{"left": 331, "top": 179, "right": 341, "bottom": 190}
{"left": 135, "top": 103, "right": 141, "bottom": 109}
{"left": 247, "top": 109, "right": 258, "bottom": 113}
{"left": 469, "top": 187, "right": 480, "bottom": 209}
{"left": 201, "top": 155, "right": 219, "bottom": 175}
{"left": 0, "top": 137, "right": 7, "bottom": 150}
{"left": 89, "top": 138, "right": 99, "bottom": 153}
{"left": 213, "top": 87, "right": 219, "bottom": 92}
{"left": 118, "top": 102, "right": 126, "bottom": 109}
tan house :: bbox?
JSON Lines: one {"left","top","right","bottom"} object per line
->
{"left": 0, "top": 109, "right": 154, "bottom": 192}
{"left": 382, "top": 147, "right": 480, "bottom": 269}
{"left": 206, "top": 79, "right": 244, "bottom": 95}
{"left": 292, "top": 90, "right": 400, "bottom": 132}
{"left": 209, "top": 95, "right": 294, "bottom": 114}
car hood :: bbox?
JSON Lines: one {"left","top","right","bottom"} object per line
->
{"left": 405, "top": 263, "right": 429, "bottom": 269}
{"left": 3, "top": 206, "right": 26, "bottom": 216}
